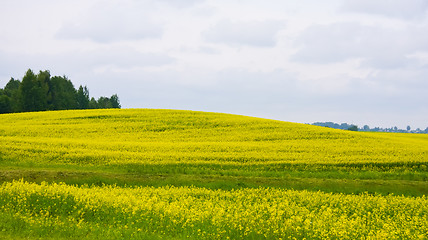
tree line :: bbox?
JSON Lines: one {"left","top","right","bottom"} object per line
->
{"left": 0, "top": 69, "right": 120, "bottom": 114}
{"left": 312, "top": 122, "right": 428, "bottom": 134}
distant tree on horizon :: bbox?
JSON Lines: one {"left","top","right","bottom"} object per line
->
{"left": 312, "top": 122, "right": 427, "bottom": 134}
{"left": 347, "top": 125, "right": 358, "bottom": 131}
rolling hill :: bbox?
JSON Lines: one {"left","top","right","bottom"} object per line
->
{"left": 0, "top": 108, "right": 427, "bottom": 195}
{"left": 0, "top": 109, "right": 427, "bottom": 239}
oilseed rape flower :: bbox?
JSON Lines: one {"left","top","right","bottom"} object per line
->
{"left": 1, "top": 109, "right": 427, "bottom": 239}
{"left": 0, "top": 180, "right": 427, "bottom": 239}
{"left": 0, "top": 109, "right": 427, "bottom": 176}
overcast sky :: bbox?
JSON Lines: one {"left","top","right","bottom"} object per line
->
{"left": 1, "top": 0, "right": 427, "bottom": 129}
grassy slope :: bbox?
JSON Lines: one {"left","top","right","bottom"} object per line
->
{"left": 0, "top": 109, "right": 427, "bottom": 196}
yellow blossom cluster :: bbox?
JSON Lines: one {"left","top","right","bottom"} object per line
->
{"left": 0, "top": 180, "right": 427, "bottom": 239}
{"left": 0, "top": 109, "right": 427, "bottom": 173}
{"left": 1, "top": 109, "right": 427, "bottom": 239}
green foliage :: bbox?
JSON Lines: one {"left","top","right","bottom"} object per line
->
{"left": 110, "top": 94, "right": 121, "bottom": 108}
{"left": 0, "top": 69, "right": 121, "bottom": 114}
{"left": 86, "top": 96, "right": 120, "bottom": 109}
{"left": 3, "top": 78, "right": 21, "bottom": 112}
{"left": 48, "top": 76, "right": 78, "bottom": 110}
{"left": 0, "top": 90, "right": 12, "bottom": 113}
{"left": 77, "top": 86, "right": 90, "bottom": 109}
{"left": 97, "top": 96, "right": 113, "bottom": 108}
{"left": 347, "top": 125, "right": 358, "bottom": 131}
{"left": 20, "top": 69, "right": 41, "bottom": 112}
{"left": 89, "top": 97, "right": 98, "bottom": 109}
{"left": 4, "top": 78, "right": 20, "bottom": 92}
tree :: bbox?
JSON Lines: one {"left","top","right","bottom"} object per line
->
{"left": 347, "top": 125, "right": 358, "bottom": 131}
{"left": 77, "top": 85, "right": 90, "bottom": 109}
{"left": 97, "top": 96, "right": 112, "bottom": 108}
{"left": 2, "top": 69, "right": 121, "bottom": 114}
{"left": 35, "top": 70, "right": 50, "bottom": 111}
{"left": 4, "top": 78, "right": 20, "bottom": 93}
{"left": 109, "top": 94, "right": 121, "bottom": 108}
{"left": 0, "top": 90, "right": 12, "bottom": 113}
{"left": 89, "top": 97, "right": 98, "bottom": 109}
{"left": 19, "top": 69, "right": 51, "bottom": 112}
{"left": 20, "top": 69, "right": 38, "bottom": 112}
{"left": 4, "top": 78, "right": 21, "bottom": 112}
{"left": 48, "top": 76, "right": 77, "bottom": 110}
{"left": 407, "top": 126, "right": 411, "bottom": 132}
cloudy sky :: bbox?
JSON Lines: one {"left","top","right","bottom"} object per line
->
{"left": 1, "top": 0, "right": 427, "bottom": 129}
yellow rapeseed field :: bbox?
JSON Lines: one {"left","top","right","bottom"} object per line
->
{"left": 0, "top": 109, "right": 427, "bottom": 239}
{"left": 0, "top": 109, "right": 427, "bottom": 169}
{"left": 1, "top": 180, "right": 427, "bottom": 239}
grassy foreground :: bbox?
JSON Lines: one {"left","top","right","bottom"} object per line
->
{"left": 0, "top": 109, "right": 427, "bottom": 239}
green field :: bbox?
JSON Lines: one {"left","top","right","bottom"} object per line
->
{"left": 0, "top": 109, "right": 427, "bottom": 239}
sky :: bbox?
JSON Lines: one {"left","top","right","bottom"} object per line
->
{"left": 1, "top": 0, "right": 427, "bottom": 129}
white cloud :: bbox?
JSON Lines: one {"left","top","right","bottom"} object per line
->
{"left": 77, "top": 67, "right": 301, "bottom": 117}
{"left": 155, "top": 0, "right": 203, "bottom": 8}
{"left": 1, "top": 1, "right": 428, "bottom": 129}
{"left": 83, "top": 46, "right": 175, "bottom": 69}
{"left": 291, "top": 22, "right": 363, "bottom": 63}
{"left": 342, "top": 0, "right": 428, "bottom": 19}
{"left": 291, "top": 22, "right": 428, "bottom": 69}
{"left": 56, "top": 1, "right": 163, "bottom": 43}
{"left": 203, "top": 20, "right": 284, "bottom": 47}
{"left": 0, "top": 46, "right": 175, "bottom": 87}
